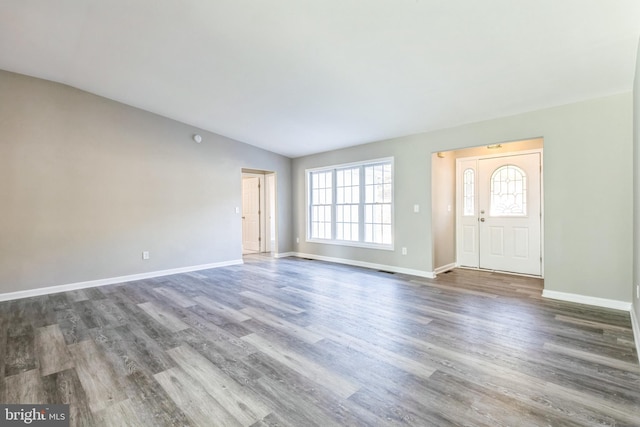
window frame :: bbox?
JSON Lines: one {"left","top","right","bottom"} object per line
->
{"left": 306, "top": 157, "right": 394, "bottom": 251}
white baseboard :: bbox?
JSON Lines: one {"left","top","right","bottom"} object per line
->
{"left": 292, "top": 252, "right": 435, "bottom": 279}
{"left": 631, "top": 307, "right": 640, "bottom": 365}
{"left": 0, "top": 259, "right": 244, "bottom": 302}
{"left": 542, "top": 290, "right": 632, "bottom": 311}
{"left": 434, "top": 262, "right": 457, "bottom": 275}
{"left": 274, "top": 252, "right": 295, "bottom": 259}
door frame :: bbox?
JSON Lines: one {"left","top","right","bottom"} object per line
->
{"left": 455, "top": 148, "right": 544, "bottom": 277}
{"left": 264, "top": 173, "right": 277, "bottom": 253}
{"left": 241, "top": 169, "right": 278, "bottom": 254}
{"left": 242, "top": 173, "right": 263, "bottom": 253}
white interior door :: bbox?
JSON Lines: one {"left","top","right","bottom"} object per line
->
{"left": 242, "top": 176, "right": 261, "bottom": 252}
{"left": 457, "top": 152, "right": 541, "bottom": 276}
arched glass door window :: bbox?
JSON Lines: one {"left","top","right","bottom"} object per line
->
{"left": 463, "top": 168, "right": 475, "bottom": 216}
{"left": 490, "top": 165, "right": 527, "bottom": 216}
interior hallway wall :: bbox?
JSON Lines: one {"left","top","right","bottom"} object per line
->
{"left": 431, "top": 152, "right": 455, "bottom": 271}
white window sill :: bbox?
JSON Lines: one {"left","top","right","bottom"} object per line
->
{"left": 306, "top": 238, "right": 394, "bottom": 251}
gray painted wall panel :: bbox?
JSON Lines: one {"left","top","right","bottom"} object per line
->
{"left": 0, "top": 70, "right": 292, "bottom": 294}
{"left": 293, "top": 94, "right": 633, "bottom": 302}
{"left": 633, "top": 36, "right": 640, "bottom": 321}
{"left": 1, "top": 67, "right": 634, "bottom": 306}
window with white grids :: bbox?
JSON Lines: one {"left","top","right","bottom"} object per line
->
{"left": 335, "top": 167, "right": 360, "bottom": 242}
{"left": 307, "top": 158, "right": 393, "bottom": 249}
{"left": 309, "top": 170, "right": 332, "bottom": 239}
{"left": 364, "top": 163, "right": 392, "bottom": 245}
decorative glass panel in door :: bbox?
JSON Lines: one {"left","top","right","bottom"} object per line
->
{"left": 490, "top": 165, "right": 527, "bottom": 216}
{"left": 463, "top": 168, "right": 475, "bottom": 216}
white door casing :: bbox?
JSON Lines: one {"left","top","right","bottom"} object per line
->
{"left": 265, "top": 173, "right": 277, "bottom": 252}
{"left": 456, "top": 151, "right": 542, "bottom": 276}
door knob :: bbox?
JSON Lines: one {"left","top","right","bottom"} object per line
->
{"left": 480, "top": 218, "right": 485, "bottom": 222}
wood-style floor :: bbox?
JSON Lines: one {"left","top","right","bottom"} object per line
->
{"left": 1, "top": 256, "right": 639, "bottom": 426}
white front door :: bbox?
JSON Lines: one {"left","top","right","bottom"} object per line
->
{"left": 478, "top": 153, "right": 541, "bottom": 275}
{"left": 457, "top": 152, "right": 541, "bottom": 276}
{"left": 242, "top": 176, "right": 261, "bottom": 252}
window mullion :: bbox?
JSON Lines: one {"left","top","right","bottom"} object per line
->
{"left": 358, "top": 165, "right": 365, "bottom": 243}
{"left": 308, "top": 176, "right": 312, "bottom": 239}
{"left": 308, "top": 172, "right": 314, "bottom": 240}
{"left": 332, "top": 169, "right": 337, "bottom": 241}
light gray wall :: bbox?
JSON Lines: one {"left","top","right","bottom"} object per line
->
{"left": 633, "top": 36, "right": 640, "bottom": 322}
{"left": 431, "top": 152, "right": 455, "bottom": 270}
{"left": 292, "top": 139, "right": 433, "bottom": 271}
{"left": 452, "top": 138, "right": 543, "bottom": 159}
{"left": 292, "top": 93, "right": 633, "bottom": 303}
{"left": 0, "top": 70, "right": 292, "bottom": 294}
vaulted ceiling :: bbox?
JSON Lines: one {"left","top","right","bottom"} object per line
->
{"left": 1, "top": 1, "right": 638, "bottom": 157}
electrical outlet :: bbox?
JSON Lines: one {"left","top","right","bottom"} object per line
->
{"left": 413, "top": 204, "right": 420, "bottom": 213}
{"left": 142, "top": 251, "right": 150, "bottom": 260}
{"left": 402, "top": 247, "right": 407, "bottom": 255}
{"left": 296, "top": 237, "right": 300, "bottom": 243}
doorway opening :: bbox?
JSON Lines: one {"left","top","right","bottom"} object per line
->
{"left": 431, "top": 138, "right": 544, "bottom": 277}
{"left": 241, "top": 169, "right": 277, "bottom": 255}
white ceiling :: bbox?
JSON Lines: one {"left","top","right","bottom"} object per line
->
{"left": 1, "top": 1, "right": 639, "bottom": 158}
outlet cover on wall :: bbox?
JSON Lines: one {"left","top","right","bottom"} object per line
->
{"left": 401, "top": 247, "right": 407, "bottom": 255}
{"left": 142, "top": 251, "right": 150, "bottom": 260}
